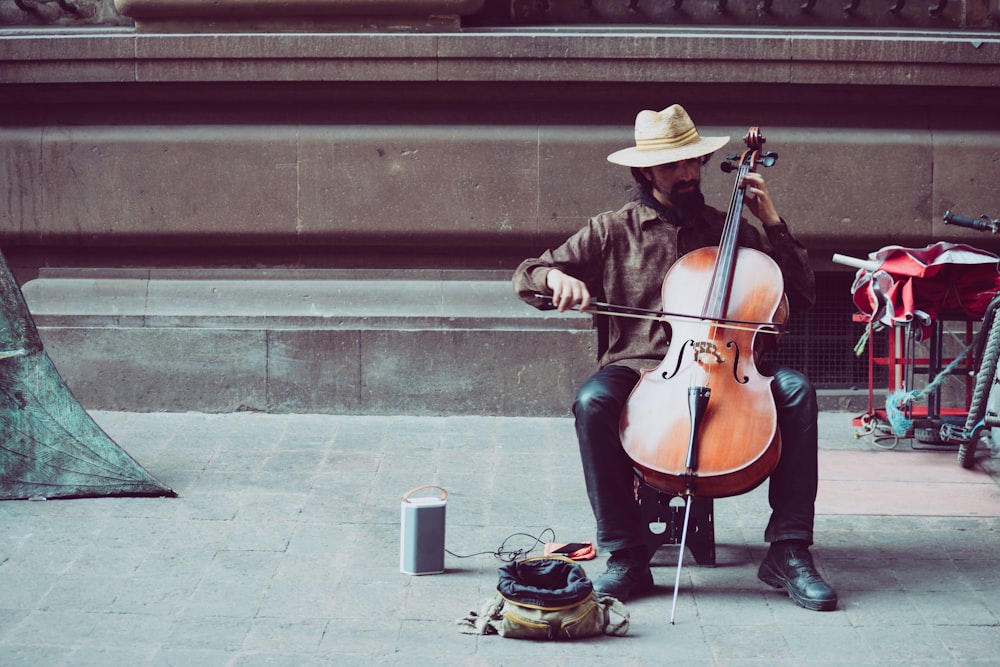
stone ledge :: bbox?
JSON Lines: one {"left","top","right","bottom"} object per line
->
{"left": 2, "top": 28, "right": 997, "bottom": 87}
{"left": 22, "top": 269, "right": 589, "bottom": 332}
{"left": 114, "top": 0, "right": 485, "bottom": 31}
{"left": 21, "top": 270, "right": 596, "bottom": 415}
{"left": 17, "top": 269, "right": 879, "bottom": 416}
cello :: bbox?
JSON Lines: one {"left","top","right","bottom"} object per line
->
{"left": 618, "top": 128, "right": 786, "bottom": 621}
{"left": 620, "top": 127, "right": 785, "bottom": 499}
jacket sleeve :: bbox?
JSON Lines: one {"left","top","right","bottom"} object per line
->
{"left": 512, "top": 218, "right": 606, "bottom": 310}
{"left": 760, "top": 220, "right": 816, "bottom": 312}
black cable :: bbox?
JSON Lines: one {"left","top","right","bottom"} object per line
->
{"left": 446, "top": 528, "right": 557, "bottom": 563}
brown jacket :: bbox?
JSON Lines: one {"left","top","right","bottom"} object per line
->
{"left": 512, "top": 199, "right": 815, "bottom": 371}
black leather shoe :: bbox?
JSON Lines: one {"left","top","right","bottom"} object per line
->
{"left": 758, "top": 541, "right": 838, "bottom": 611}
{"left": 593, "top": 547, "right": 653, "bottom": 601}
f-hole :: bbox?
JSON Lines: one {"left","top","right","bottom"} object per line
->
{"left": 661, "top": 340, "right": 694, "bottom": 380}
{"left": 727, "top": 341, "right": 749, "bottom": 384}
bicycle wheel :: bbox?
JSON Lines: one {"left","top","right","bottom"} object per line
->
{"left": 959, "top": 307, "right": 1000, "bottom": 468}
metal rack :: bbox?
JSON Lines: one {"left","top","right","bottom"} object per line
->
{"left": 854, "top": 313, "right": 975, "bottom": 444}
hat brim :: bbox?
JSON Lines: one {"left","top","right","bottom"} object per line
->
{"left": 607, "top": 135, "right": 731, "bottom": 168}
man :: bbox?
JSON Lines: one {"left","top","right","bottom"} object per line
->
{"left": 513, "top": 104, "right": 838, "bottom": 611}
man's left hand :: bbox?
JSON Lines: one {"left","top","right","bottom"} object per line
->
{"left": 741, "top": 172, "right": 781, "bottom": 228}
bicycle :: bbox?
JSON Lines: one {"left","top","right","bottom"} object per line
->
{"left": 937, "top": 210, "right": 1000, "bottom": 469}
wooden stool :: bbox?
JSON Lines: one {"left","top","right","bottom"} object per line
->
{"left": 634, "top": 478, "right": 716, "bottom": 566}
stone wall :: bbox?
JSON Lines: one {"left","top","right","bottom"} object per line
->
{"left": 2, "top": 16, "right": 1000, "bottom": 414}
{"left": 3, "top": 28, "right": 999, "bottom": 279}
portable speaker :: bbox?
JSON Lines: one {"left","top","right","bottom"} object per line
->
{"left": 400, "top": 485, "right": 447, "bottom": 575}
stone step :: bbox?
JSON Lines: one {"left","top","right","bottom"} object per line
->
{"left": 21, "top": 269, "right": 596, "bottom": 416}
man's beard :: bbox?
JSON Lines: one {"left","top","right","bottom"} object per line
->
{"left": 668, "top": 181, "right": 705, "bottom": 214}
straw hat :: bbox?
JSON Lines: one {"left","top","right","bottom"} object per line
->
{"left": 607, "top": 104, "right": 730, "bottom": 168}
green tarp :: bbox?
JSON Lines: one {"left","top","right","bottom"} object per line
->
{"left": 0, "top": 251, "right": 175, "bottom": 500}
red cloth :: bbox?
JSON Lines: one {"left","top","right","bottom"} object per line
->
{"left": 851, "top": 242, "right": 1000, "bottom": 336}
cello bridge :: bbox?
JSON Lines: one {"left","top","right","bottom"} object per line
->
{"left": 693, "top": 341, "right": 724, "bottom": 365}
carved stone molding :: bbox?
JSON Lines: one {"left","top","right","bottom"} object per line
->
{"left": 114, "top": 0, "right": 487, "bottom": 32}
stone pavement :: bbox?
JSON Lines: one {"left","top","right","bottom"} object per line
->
{"left": 1, "top": 410, "right": 998, "bottom": 666}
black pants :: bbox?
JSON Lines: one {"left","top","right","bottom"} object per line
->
{"left": 573, "top": 363, "right": 818, "bottom": 554}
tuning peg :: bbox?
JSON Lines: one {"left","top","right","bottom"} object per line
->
{"left": 843, "top": 0, "right": 861, "bottom": 11}
{"left": 759, "top": 152, "right": 778, "bottom": 167}
{"left": 889, "top": 0, "right": 905, "bottom": 12}
{"left": 929, "top": 0, "right": 947, "bottom": 15}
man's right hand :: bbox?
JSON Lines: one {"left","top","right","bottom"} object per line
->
{"left": 546, "top": 268, "right": 591, "bottom": 312}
